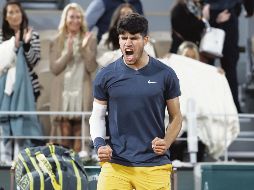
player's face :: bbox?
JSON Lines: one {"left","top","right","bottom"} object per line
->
{"left": 119, "top": 32, "right": 148, "bottom": 65}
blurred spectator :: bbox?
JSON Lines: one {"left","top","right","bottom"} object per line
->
{"left": 177, "top": 41, "right": 200, "bottom": 60}
{"left": 49, "top": 3, "right": 97, "bottom": 156}
{"left": 203, "top": 0, "right": 254, "bottom": 112}
{"left": 0, "top": 0, "right": 41, "bottom": 101}
{"left": 169, "top": 40, "right": 225, "bottom": 161}
{"left": 160, "top": 53, "right": 240, "bottom": 160}
{"left": 170, "top": 41, "right": 206, "bottom": 162}
{"left": 0, "top": 0, "right": 42, "bottom": 162}
{"left": 86, "top": 0, "right": 143, "bottom": 43}
{"left": 177, "top": 41, "right": 224, "bottom": 73}
{"left": 103, "top": 3, "right": 135, "bottom": 51}
{"left": 169, "top": 0, "right": 210, "bottom": 56}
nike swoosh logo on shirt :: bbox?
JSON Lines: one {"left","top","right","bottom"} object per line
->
{"left": 148, "top": 80, "right": 157, "bottom": 84}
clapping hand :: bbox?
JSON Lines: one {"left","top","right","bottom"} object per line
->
{"left": 67, "top": 33, "right": 74, "bottom": 54}
{"left": 23, "top": 27, "right": 33, "bottom": 44}
{"left": 14, "top": 27, "right": 33, "bottom": 48}
{"left": 82, "top": 32, "right": 92, "bottom": 48}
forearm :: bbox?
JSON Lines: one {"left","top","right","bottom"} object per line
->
{"left": 164, "top": 113, "right": 182, "bottom": 149}
{"left": 49, "top": 40, "right": 73, "bottom": 75}
{"left": 152, "top": 113, "right": 182, "bottom": 155}
{"left": 24, "top": 32, "right": 41, "bottom": 67}
{"left": 89, "top": 100, "right": 107, "bottom": 151}
{"left": 81, "top": 35, "right": 98, "bottom": 73}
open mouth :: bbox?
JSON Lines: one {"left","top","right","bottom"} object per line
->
{"left": 124, "top": 48, "right": 135, "bottom": 63}
{"left": 125, "top": 49, "right": 134, "bottom": 55}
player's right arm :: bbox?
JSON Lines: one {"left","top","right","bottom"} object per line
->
{"left": 89, "top": 98, "right": 112, "bottom": 162}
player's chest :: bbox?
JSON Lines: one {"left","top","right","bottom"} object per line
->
{"left": 107, "top": 73, "right": 165, "bottom": 98}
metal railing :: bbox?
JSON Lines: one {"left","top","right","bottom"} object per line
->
{"left": 1, "top": 109, "right": 254, "bottom": 164}
{"left": 0, "top": 111, "right": 91, "bottom": 150}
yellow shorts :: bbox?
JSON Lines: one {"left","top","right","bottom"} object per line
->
{"left": 97, "top": 162, "right": 172, "bottom": 190}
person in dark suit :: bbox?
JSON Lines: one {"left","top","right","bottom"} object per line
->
{"left": 169, "top": 0, "right": 210, "bottom": 54}
{"left": 203, "top": 0, "right": 254, "bottom": 113}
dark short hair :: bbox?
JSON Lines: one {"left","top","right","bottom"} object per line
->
{"left": 1, "top": 0, "right": 28, "bottom": 41}
{"left": 117, "top": 13, "right": 148, "bottom": 37}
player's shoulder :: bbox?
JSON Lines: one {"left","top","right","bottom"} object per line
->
{"left": 96, "top": 57, "right": 122, "bottom": 77}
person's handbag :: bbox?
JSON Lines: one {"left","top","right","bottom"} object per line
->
{"left": 199, "top": 21, "right": 225, "bottom": 58}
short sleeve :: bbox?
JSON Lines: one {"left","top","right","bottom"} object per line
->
{"left": 165, "top": 69, "right": 181, "bottom": 100}
{"left": 93, "top": 69, "right": 108, "bottom": 100}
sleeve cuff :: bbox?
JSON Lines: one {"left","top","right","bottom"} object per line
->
{"left": 23, "top": 42, "right": 31, "bottom": 52}
{"left": 93, "top": 137, "right": 106, "bottom": 152}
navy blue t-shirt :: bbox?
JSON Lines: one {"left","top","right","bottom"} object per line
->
{"left": 93, "top": 56, "right": 181, "bottom": 166}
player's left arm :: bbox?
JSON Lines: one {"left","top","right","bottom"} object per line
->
{"left": 164, "top": 97, "right": 182, "bottom": 147}
{"left": 152, "top": 97, "right": 182, "bottom": 155}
